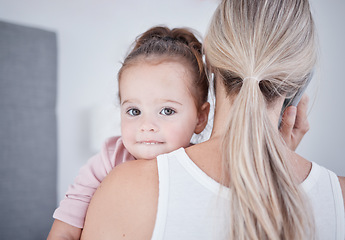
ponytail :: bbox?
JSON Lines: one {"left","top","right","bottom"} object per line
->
{"left": 222, "top": 76, "right": 313, "bottom": 239}
{"left": 204, "top": 0, "right": 317, "bottom": 238}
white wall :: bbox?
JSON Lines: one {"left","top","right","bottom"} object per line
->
{"left": 297, "top": 0, "right": 345, "bottom": 174}
{"left": 0, "top": 0, "right": 344, "bottom": 203}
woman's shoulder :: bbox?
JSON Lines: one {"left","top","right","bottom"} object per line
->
{"left": 104, "top": 158, "right": 158, "bottom": 196}
{"left": 82, "top": 159, "right": 158, "bottom": 239}
{"left": 111, "top": 158, "right": 158, "bottom": 181}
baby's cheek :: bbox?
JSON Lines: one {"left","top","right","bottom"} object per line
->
{"left": 121, "top": 126, "right": 136, "bottom": 150}
{"left": 169, "top": 127, "right": 194, "bottom": 148}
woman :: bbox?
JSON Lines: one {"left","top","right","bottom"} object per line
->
{"left": 81, "top": 0, "right": 345, "bottom": 239}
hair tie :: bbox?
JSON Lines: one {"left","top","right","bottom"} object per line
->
{"left": 243, "top": 77, "right": 260, "bottom": 83}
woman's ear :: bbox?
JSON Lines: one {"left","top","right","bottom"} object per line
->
{"left": 194, "top": 102, "right": 210, "bottom": 134}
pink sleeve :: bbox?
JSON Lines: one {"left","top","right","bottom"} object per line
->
{"left": 52, "top": 136, "right": 135, "bottom": 228}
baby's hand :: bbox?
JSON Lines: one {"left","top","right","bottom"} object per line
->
{"left": 280, "top": 94, "right": 310, "bottom": 151}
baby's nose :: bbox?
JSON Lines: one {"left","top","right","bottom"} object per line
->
{"left": 140, "top": 118, "right": 158, "bottom": 132}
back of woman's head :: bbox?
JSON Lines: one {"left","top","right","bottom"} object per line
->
{"left": 118, "top": 26, "right": 208, "bottom": 109}
{"left": 204, "top": 0, "right": 317, "bottom": 239}
{"left": 205, "top": 0, "right": 316, "bottom": 99}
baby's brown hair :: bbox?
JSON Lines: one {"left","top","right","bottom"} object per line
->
{"left": 118, "top": 26, "right": 209, "bottom": 110}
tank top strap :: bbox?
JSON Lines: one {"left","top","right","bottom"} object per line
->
{"left": 151, "top": 153, "right": 170, "bottom": 240}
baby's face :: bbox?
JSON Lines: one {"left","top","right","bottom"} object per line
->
{"left": 119, "top": 61, "right": 200, "bottom": 160}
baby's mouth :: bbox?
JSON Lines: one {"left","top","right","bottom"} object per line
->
{"left": 138, "top": 141, "right": 164, "bottom": 145}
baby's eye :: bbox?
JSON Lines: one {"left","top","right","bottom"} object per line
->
{"left": 160, "top": 108, "right": 175, "bottom": 116}
{"left": 127, "top": 108, "right": 141, "bottom": 116}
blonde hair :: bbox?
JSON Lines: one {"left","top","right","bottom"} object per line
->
{"left": 204, "top": 0, "right": 317, "bottom": 239}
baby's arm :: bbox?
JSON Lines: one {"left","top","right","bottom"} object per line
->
{"left": 47, "top": 136, "right": 135, "bottom": 239}
{"left": 47, "top": 220, "right": 81, "bottom": 240}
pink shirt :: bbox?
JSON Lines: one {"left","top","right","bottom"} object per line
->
{"left": 53, "top": 136, "right": 135, "bottom": 228}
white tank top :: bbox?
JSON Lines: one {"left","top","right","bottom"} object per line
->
{"left": 151, "top": 148, "right": 345, "bottom": 240}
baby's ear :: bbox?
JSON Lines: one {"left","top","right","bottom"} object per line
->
{"left": 194, "top": 102, "right": 210, "bottom": 134}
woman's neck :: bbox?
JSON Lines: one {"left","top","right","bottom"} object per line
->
{"left": 207, "top": 83, "right": 311, "bottom": 184}
{"left": 210, "top": 83, "right": 285, "bottom": 140}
